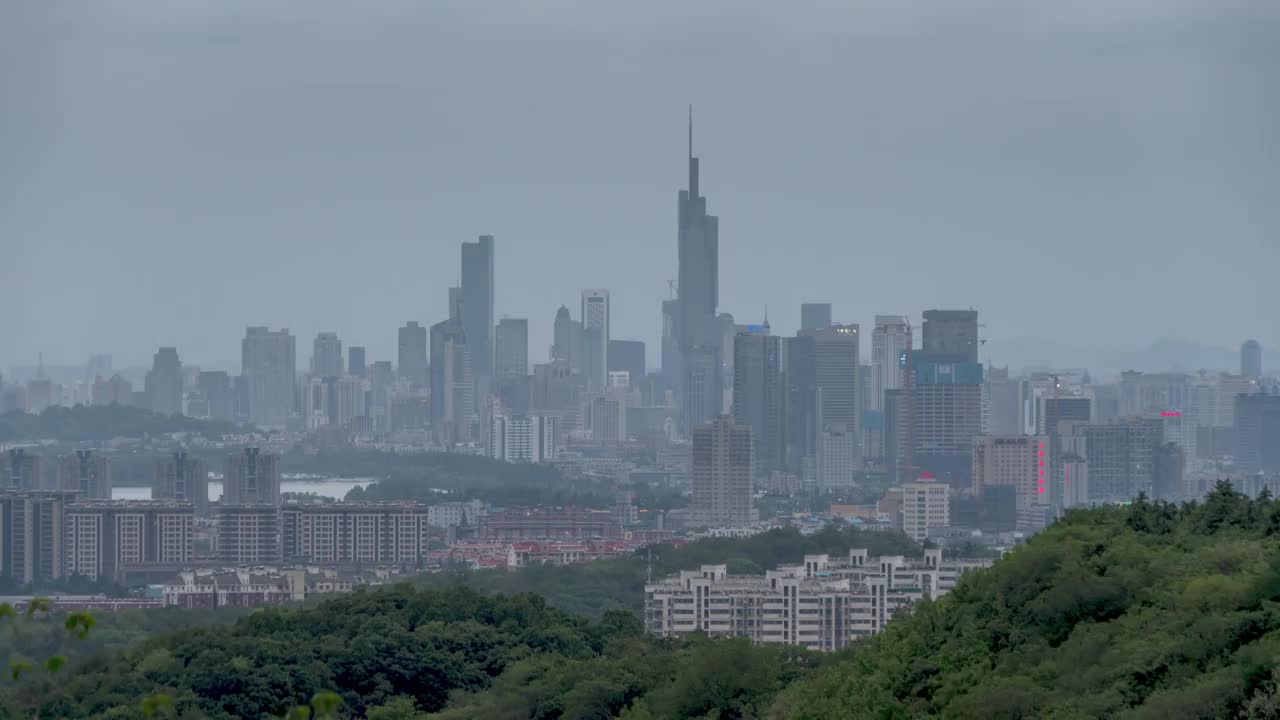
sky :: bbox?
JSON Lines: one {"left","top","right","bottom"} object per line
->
{"left": 3, "top": 0, "right": 1278, "bottom": 375}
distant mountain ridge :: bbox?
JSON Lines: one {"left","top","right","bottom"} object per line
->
{"left": 982, "top": 336, "right": 1274, "bottom": 379}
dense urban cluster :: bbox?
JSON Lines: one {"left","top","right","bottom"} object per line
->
{"left": 0, "top": 118, "right": 1277, "bottom": 718}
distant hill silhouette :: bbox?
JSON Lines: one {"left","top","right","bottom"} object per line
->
{"left": 982, "top": 337, "right": 1274, "bottom": 378}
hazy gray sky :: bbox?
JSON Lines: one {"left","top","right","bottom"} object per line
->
{"left": 3, "top": 0, "right": 1277, "bottom": 373}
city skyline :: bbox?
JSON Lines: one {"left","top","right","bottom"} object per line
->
{"left": 4, "top": 2, "right": 1277, "bottom": 372}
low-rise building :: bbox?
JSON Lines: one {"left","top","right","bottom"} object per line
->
{"left": 479, "top": 506, "right": 620, "bottom": 539}
{"left": 644, "top": 548, "right": 991, "bottom": 652}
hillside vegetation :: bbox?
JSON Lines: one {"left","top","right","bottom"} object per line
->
{"left": 0, "top": 405, "right": 240, "bottom": 442}
{"left": 770, "top": 481, "right": 1280, "bottom": 719}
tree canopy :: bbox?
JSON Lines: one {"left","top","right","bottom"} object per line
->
{"left": 769, "top": 481, "right": 1280, "bottom": 719}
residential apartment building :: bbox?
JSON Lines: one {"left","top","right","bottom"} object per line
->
{"left": 281, "top": 502, "right": 431, "bottom": 566}
{"left": 489, "top": 413, "right": 558, "bottom": 463}
{"left": 216, "top": 505, "right": 281, "bottom": 564}
{"left": 57, "top": 451, "right": 112, "bottom": 499}
{"left": 645, "top": 548, "right": 991, "bottom": 652}
{"left": 691, "top": 415, "right": 755, "bottom": 527}
{"left": 0, "top": 490, "right": 74, "bottom": 585}
{"left": 64, "top": 500, "right": 194, "bottom": 582}
{"left": 155, "top": 452, "right": 210, "bottom": 516}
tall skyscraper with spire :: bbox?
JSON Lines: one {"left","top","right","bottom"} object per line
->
{"left": 677, "top": 107, "right": 722, "bottom": 432}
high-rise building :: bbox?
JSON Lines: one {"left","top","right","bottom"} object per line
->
{"left": 302, "top": 375, "right": 368, "bottom": 430}
{"left": 5, "top": 449, "right": 41, "bottom": 489}
{"left": 462, "top": 235, "right": 496, "bottom": 397}
{"left": 1040, "top": 397, "right": 1091, "bottom": 436}
{"left": 971, "top": 435, "right": 1049, "bottom": 522}
{"left": 581, "top": 290, "right": 610, "bottom": 392}
{"left": 65, "top": 500, "right": 194, "bottom": 582}
{"left": 58, "top": 450, "right": 111, "bottom": 499}
{"left": 397, "top": 321, "right": 429, "bottom": 388}
{"left": 691, "top": 416, "right": 754, "bottom": 527}
{"left": 0, "top": 490, "right": 73, "bottom": 584}
{"left": 589, "top": 392, "right": 628, "bottom": 445}
{"left": 145, "top": 347, "right": 184, "bottom": 416}
{"left": 921, "top": 310, "right": 979, "bottom": 364}
{"left": 1053, "top": 421, "right": 1091, "bottom": 511}
{"left": 1083, "top": 418, "right": 1162, "bottom": 502}
{"left": 347, "top": 346, "right": 366, "bottom": 378}
{"left": 282, "top": 502, "right": 431, "bottom": 566}
{"left": 242, "top": 327, "right": 296, "bottom": 428}
{"left": 489, "top": 414, "right": 558, "bottom": 463}
{"left": 908, "top": 356, "right": 984, "bottom": 490}
{"left": 800, "top": 303, "right": 832, "bottom": 331}
{"left": 871, "top": 316, "right": 911, "bottom": 414}
{"left": 430, "top": 318, "right": 473, "bottom": 441}
{"left": 801, "top": 324, "right": 861, "bottom": 468}
{"left": 677, "top": 111, "right": 723, "bottom": 433}
{"left": 217, "top": 505, "right": 281, "bottom": 564}
{"left": 1234, "top": 393, "right": 1280, "bottom": 473}
{"left": 156, "top": 452, "right": 210, "bottom": 516}
{"left": 817, "top": 424, "right": 855, "bottom": 488}
{"left": 552, "top": 306, "right": 578, "bottom": 367}
{"left": 732, "top": 324, "right": 783, "bottom": 474}
{"left": 983, "top": 367, "right": 1022, "bottom": 436}
{"left": 86, "top": 354, "right": 113, "bottom": 383}
{"left": 608, "top": 339, "right": 646, "bottom": 389}
{"left": 495, "top": 318, "right": 529, "bottom": 379}
{"left": 660, "top": 298, "right": 681, "bottom": 394}
{"left": 1241, "top": 340, "right": 1263, "bottom": 380}
{"left": 884, "top": 389, "right": 905, "bottom": 483}
{"left": 310, "top": 332, "right": 344, "bottom": 378}
{"left": 901, "top": 474, "right": 950, "bottom": 542}
{"left": 222, "top": 448, "right": 281, "bottom": 506}
{"left": 93, "top": 374, "right": 134, "bottom": 407}
{"left": 785, "top": 335, "right": 818, "bottom": 475}
{"left": 1152, "top": 442, "right": 1186, "bottom": 502}
{"left": 195, "top": 371, "right": 235, "bottom": 422}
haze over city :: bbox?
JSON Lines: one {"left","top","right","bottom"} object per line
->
{"left": 4, "top": 0, "right": 1277, "bottom": 373}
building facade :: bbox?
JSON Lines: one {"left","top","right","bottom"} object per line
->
{"left": 0, "top": 490, "right": 74, "bottom": 585}
{"left": 489, "top": 414, "right": 558, "bottom": 463}
{"left": 901, "top": 473, "right": 951, "bottom": 542}
{"left": 58, "top": 450, "right": 112, "bottom": 499}
{"left": 155, "top": 452, "right": 210, "bottom": 516}
{"left": 732, "top": 325, "right": 783, "bottom": 474}
{"left": 691, "top": 415, "right": 754, "bottom": 527}
{"left": 645, "top": 548, "right": 991, "bottom": 651}
{"left": 281, "top": 502, "right": 431, "bottom": 566}
{"left": 65, "top": 500, "right": 194, "bottom": 582}
{"left": 241, "top": 327, "right": 296, "bottom": 428}
{"left": 222, "top": 448, "right": 281, "bottom": 506}
{"left": 217, "top": 505, "right": 281, "bottom": 564}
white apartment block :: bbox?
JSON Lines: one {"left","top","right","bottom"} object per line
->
{"left": 645, "top": 548, "right": 991, "bottom": 652}
{"left": 901, "top": 475, "right": 950, "bottom": 542}
{"left": 489, "top": 414, "right": 558, "bottom": 463}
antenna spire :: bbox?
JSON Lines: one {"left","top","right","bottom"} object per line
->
{"left": 688, "top": 104, "right": 693, "bottom": 159}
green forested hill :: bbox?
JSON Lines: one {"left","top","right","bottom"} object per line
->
{"left": 770, "top": 482, "right": 1280, "bottom": 720}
